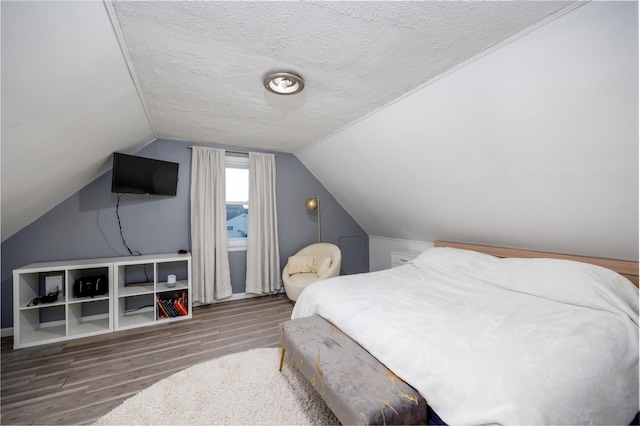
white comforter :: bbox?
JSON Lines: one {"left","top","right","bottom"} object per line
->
{"left": 292, "top": 247, "right": 639, "bottom": 425}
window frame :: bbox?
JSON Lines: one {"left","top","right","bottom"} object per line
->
{"left": 225, "top": 155, "right": 250, "bottom": 251}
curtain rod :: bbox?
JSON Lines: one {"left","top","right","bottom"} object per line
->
{"left": 188, "top": 146, "right": 276, "bottom": 156}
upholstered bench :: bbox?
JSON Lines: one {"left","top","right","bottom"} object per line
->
{"left": 279, "top": 315, "right": 428, "bottom": 425}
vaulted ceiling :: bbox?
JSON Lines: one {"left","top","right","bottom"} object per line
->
{"left": 4, "top": 1, "right": 636, "bottom": 263}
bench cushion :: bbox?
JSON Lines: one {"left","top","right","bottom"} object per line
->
{"left": 280, "top": 315, "right": 428, "bottom": 425}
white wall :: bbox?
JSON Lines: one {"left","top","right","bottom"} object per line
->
{"left": 297, "top": 1, "right": 638, "bottom": 262}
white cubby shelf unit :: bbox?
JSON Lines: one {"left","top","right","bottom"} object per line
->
{"left": 115, "top": 253, "right": 191, "bottom": 330}
{"left": 13, "top": 253, "right": 191, "bottom": 349}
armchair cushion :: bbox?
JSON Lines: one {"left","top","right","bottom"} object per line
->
{"left": 287, "top": 255, "right": 332, "bottom": 277}
{"left": 287, "top": 273, "right": 320, "bottom": 285}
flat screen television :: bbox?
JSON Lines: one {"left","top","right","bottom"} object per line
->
{"left": 111, "top": 152, "right": 179, "bottom": 196}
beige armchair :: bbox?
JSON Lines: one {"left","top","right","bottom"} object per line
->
{"left": 282, "top": 243, "right": 341, "bottom": 302}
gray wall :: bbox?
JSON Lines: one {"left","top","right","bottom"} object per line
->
{"left": 1, "top": 138, "right": 368, "bottom": 329}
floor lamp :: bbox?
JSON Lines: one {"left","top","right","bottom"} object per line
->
{"left": 305, "top": 197, "right": 321, "bottom": 242}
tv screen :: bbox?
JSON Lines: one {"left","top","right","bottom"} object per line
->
{"left": 111, "top": 152, "right": 179, "bottom": 196}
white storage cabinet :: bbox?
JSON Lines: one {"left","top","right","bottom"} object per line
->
{"left": 13, "top": 253, "right": 191, "bottom": 349}
{"left": 391, "top": 250, "right": 422, "bottom": 268}
{"left": 114, "top": 253, "right": 191, "bottom": 330}
{"left": 13, "top": 259, "right": 113, "bottom": 349}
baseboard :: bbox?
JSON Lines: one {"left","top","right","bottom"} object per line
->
{"left": 220, "top": 292, "right": 262, "bottom": 303}
{"left": 199, "top": 288, "right": 284, "bottom": 306}
{"left": 2, "top": 327, "right": 14, "bottom": 337}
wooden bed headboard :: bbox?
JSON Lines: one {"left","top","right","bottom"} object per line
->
{"left": 434, "top": 241, "right": 640, "bottom": 288}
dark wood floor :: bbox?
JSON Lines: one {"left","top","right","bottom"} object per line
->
{"left": 1, "top": 294, "right": 294, "bottom": 425}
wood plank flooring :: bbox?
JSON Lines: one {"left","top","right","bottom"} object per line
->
{"left": 1, "top": 294, "right": 294, "bottom": 425}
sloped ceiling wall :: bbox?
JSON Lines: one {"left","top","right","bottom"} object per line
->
{"left": 296, "top": 1, "right": 639, "bottom": 261}
{"left": 1, "top": 1, "right": 155, "bottom": 241}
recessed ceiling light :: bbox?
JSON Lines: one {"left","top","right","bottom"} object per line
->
{"left": 263, "top": 72, "right": 304, "bottom": 95}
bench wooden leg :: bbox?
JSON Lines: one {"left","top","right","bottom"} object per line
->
{"left": 278, "top": 347, "right": 285, "bottom": 371}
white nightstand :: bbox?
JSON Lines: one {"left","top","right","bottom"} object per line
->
{"left": 391, "top": 250, "right": 422, "bottom": 268}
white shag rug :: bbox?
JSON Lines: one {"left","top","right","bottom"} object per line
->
{"left": 95, "top": 347, "right": 340, "bottom": 425}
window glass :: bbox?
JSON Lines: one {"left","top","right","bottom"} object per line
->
{"left": 226, "top": 168, "right": 249, "bottom": 203}
{"left": 225, "top": 157, "right": 249, "bottom": 243}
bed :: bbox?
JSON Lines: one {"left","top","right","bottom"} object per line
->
{"left": 291, "top": 241, "right": 639, "bottom": 425}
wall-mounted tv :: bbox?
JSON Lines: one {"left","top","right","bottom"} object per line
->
{"left": 111, "top": 152, "right": 179, "bottom": 196}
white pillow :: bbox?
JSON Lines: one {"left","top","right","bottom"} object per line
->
{"left": 314, "top": 256, "right": 332, "bottom": 276}
{"left": 288, "top": 255, "right": 313, "bottom": 274}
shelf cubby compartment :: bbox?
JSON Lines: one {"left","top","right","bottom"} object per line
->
{"left": 18, "top": 305, "right": 66, "bottom": 346}
{"left": 117, "top": 294, "right": 156, "bottom": 330}
{"left": 156, "top": 290, "right": 189, "bottom": 321}
{"left": 117, "top": 262, "right": 155, "bottom": 294}
{"left": 156, "top": 260, "right": 190, "bottom": 290}
{"left": 67, "top": 299, "right": 111, "bottom": 337}
{"left": 17, "top": 270, "right": 66, "bottom": 309}
{"left": 67, "top": 266, "right": 110, "bottom": 302}
{"left": 119, "top": 262, "right": 155, "bottom": 285}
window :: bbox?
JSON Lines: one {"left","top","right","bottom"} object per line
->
{"left": 226, "top": 156, "right": 249, "bottom": 249}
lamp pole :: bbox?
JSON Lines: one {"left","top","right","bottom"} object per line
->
{"left": 305, "top": 197, "right": 321, "bottom": 242}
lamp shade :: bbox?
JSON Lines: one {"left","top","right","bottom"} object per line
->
{"left": 305, "top": 197, "right": 318, "bottom": 210}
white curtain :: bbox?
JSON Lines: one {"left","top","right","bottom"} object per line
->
{"left": 190, "top": 146, "right": 232, "bottom": 302}
{"left": 245, "top": 152, "right": 281, "bottom": 294}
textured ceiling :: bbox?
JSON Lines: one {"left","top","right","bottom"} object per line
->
{"left": 112, "top": 1, "right": 577, "bottom": 153}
